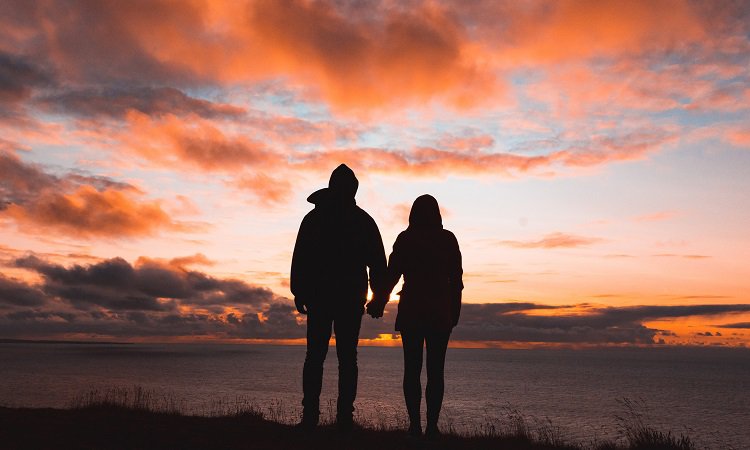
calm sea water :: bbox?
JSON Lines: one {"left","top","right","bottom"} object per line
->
{"left": 0, "top": 343, "right": 748, "bottom": 449}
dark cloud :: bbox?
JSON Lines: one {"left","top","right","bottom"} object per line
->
{"left": 0, "top": 0, "right": 207, "bottom": 87}
{"left": 14, "top": 254, "right": 275, "bottom": 312}
{"left": 0, "top": 305, "right": 306, "bottom": 340}
{"left": 0, "top": 151, "right": 59, "bottom": 207}
{"left": 362, "top": 302, "right": 750, "bottom": 344}
{"left": 2, "top": 255, "right": 749, "bottom": 343}
{"left": 5, "top": 309, "right": 78, "bottom": 322}
{"left": 228, "top": 303, "right": 307, "bottom": 339}
{"left": 0, "top": 52, "right": 52, "bottom": 100}
{"left": 0, "top": 273, "right": 47, "bottom": 308}
{"left": 64, "top": 173, "right": 138, "bottom": 192}
{"left": 717, "top": 322, "right": 750, "bottom": 329}
{"left": 450, "top": 303, "right": 654, "bottom": 344}
{"left": 0, "top": 52, "right": 54, "bottom": 121}
{"left": 446, "top": 303, "right": 750, "bottom": 344}
{"left": 600, "top": 304, "right": 750, "bottom": 321}
{"left": 38, "top": 86, "right": 245, "bottom": 119}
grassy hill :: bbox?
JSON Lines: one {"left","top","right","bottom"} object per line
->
{"left": 0, "top": 402, "right": 695, "bottom": 450}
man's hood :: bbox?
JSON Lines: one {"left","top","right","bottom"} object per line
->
{"left": 307, "top": 164, "right": 358, "bottom": 205}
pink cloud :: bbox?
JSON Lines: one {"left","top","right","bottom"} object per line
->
{"left": 653, "top": 254, "right": 711, "bottom": 260}
{"left": 234, "top": 174, "right": 293, "bottom": 205}
{"left": 499, "top": 232, "right": 602, "bottom": 249}
{"left": 104, "top": 111, "right": 676, "bottom": 204}
{"left": 633, "top": 211, "right": 678, "bottom": 222}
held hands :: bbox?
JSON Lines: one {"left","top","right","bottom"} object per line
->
{"left": 297, "top": 296, "right": 388, "bottom": 317}
{"left": 366, "top": 296, "right": 388, "bottom": 319}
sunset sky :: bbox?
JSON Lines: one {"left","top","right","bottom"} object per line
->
{"left": 1, "top": 0, "right": 749, "bottom": 347}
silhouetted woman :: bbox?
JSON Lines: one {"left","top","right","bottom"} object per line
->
{"left": 370, "top": 194, "right": 463, "bottom": 437}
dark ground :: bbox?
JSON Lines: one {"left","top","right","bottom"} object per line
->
{"left": 0, "top": 405, "right": 694, "bottom": 450}
{"left": 0, "top": 405, "right": 579, "bottom": 450}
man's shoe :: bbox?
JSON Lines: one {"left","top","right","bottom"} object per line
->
{"left": 295, "top": 413, "right": 318, "bottom": 433}
{"left": 294, "top": 422, "right": 316, "bottom": 433}
{"left": 425, "top": 425, "right": 440, "bottom": 440}
{"left": 336, "top": 416, "right": 355, "bottom": 433}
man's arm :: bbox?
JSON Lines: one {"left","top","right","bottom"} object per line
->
{"left": 290, "top": 214, "right": 314, "bottom": 314}
{"left": 364, "top": 216, "right": 388, "bottom": 317}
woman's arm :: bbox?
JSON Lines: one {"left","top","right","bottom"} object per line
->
{"left": 447, "top": 231, "right": 463, "bottom": 327}
{"left": 385, "top": 233, "right": 407, "bottom": 295}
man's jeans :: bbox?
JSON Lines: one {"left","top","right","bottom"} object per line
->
{"left": 302, "top": 305, "right": 363, "bottom": 423}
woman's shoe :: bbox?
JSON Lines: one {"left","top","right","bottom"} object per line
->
{"left": 407, "top": 422, "right": 423, "bottom": 437}
{"left": 425, "top": 425, "right": 440, "bottom": 440}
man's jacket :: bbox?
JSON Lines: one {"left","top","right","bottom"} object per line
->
{"left": 291, "top": 189, "right": 387, "bottom": 312}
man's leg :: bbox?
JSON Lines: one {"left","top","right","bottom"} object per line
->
{"left": 401, "top": 330, "right": 425, "bottom": 435}
{"left": 332, "top": 306, "right": 363, "bottom": 428}
{"left": 425, "top": 330, "right": 451, "bottom": 435}
{"left": 301, "top": 311, "right": 332, "bottom": 426}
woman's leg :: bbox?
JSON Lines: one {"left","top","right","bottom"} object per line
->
{"left": 401, "top": 330, "right": 424, "bottom": 434}
{"left": 425, "top": 330, "right": 451, "bottom": 434}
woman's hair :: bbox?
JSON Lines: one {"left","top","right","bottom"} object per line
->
{"left": 408, "top": 194, "right": 443, "bottom": 230}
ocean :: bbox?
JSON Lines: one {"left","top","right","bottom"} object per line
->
{"left": 0, "top": 343, "right": 748, "bottom": 449}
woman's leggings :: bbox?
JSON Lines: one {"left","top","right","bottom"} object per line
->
{"left": 401, "top": 330, "right": 451, "bottom": 428}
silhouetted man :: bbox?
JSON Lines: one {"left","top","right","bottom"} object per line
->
{"left": 291, "top": 164, "right": 388, "bottom": 431}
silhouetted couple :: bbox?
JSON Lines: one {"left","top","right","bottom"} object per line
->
{"left": 291, "top": 164, "right": 463, "bottom": 437}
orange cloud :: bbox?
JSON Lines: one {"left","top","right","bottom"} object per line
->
{"left": 2, "top": 0, "right": 499, "bottom": 111}
{"left": 168, "top": 253, "right": 216, "bottom": 268}
{"left": 727, "top": 128, "right": 750, "bottom": 147}
{"left": 1, "top": 150, "right": 189, "bottom": 238}
{"left": 243, "top": 0, "right": 499, "bottom": 109}
{"left": 122, "top": 111, "right": 282, "bottom": 171}
{"left": 234, "top": 174, "right": 293, "bottom": 205}
{"left": 2, "top": 0, "right": 745, "bottom": 115}
{"left": 500, "top": 232, "right": 602, "bottom": 249}
{"left": 5, "top": 185, "right": 187, "bottom": 239}
{"left": 480, "top": 0, "right": 706, "bottom": 64}
{"left": 434, "top": 134, "right": 495, "bottom": 152}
